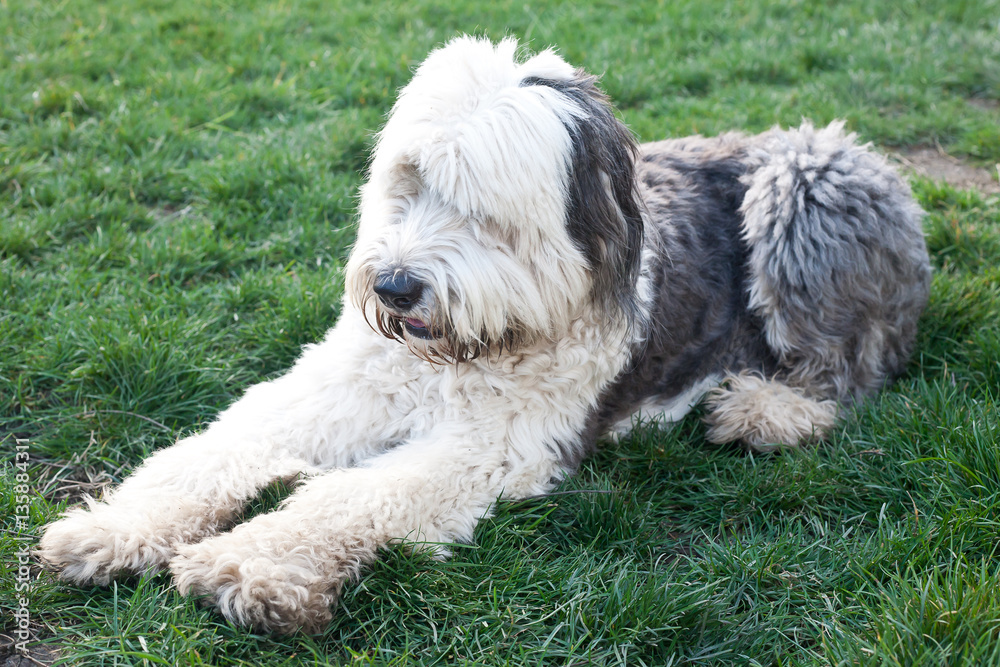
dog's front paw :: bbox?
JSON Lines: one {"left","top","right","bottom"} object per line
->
{"left": 37, "top": 503, "right": 176, "bottom": 585}
{"left": 170, "top": 532, "right": 342, "bottom": 634}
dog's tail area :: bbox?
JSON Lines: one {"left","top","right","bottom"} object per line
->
{"left": 738, "top": 120, "right": 930, "bottom": 403}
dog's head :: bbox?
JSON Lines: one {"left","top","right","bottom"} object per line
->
{"left": 345, "top": 36, "right": 644, "bottom": 362}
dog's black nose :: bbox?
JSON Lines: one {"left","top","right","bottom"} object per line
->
{"left": 373, "top": 271, "right": 425, "bottom": 311}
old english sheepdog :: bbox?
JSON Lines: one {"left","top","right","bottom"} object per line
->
{"left": 39, "top": 36, "right": 930, "bottom": 633}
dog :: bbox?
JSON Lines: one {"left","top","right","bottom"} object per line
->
{"left": 38, "top": 36, "right": 930, "bottom": 634}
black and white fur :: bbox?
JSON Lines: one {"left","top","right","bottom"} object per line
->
{"left": 39, "top": 37, "right": 931, "bottom": 633}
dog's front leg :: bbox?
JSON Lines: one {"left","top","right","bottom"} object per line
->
{"left": 169, "top": 426, "right": 568, "bottom": 634}
{"left": 38, "top": 315, "right": 422, "bottom": 585}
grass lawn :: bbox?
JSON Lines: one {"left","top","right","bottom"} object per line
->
{"left": 2, "top": 0, "right": 1000, "bottom": 664}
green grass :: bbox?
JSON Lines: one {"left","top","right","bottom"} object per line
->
{"left": 2, "top": 0, "right": 1000, "bottom": 664}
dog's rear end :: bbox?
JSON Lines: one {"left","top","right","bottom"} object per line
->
{"left": 600, "top": 122, "right": 931, "bottom": 451}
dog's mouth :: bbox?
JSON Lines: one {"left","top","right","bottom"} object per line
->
{"left": 403, "top": 317, "right": 433, "bottom": 339}
{"left": 364, "top": 294, "right": 508, "bottom": 363}
{"left": 367, "top": 304, "right": 519, "bottom": 364}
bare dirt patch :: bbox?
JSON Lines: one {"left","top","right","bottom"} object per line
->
{"left": 967, "top": 98, "right": 1000, "bottom": 112}
{"left": 0, "top": 635, "right": 61, "bottom": 667}
{"left": 891, "top": 145, "right": 1000, "bottom": 195}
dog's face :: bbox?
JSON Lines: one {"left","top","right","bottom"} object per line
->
{"left": 345, "top": 37, "right": 644, "bottom": 362}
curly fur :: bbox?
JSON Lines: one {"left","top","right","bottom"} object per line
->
{"left": 38, "top": 36, "right": 930, "bottom": 634}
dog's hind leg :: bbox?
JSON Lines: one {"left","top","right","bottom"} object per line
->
{"left": 702, "top": 372, "right": 837, "bottom": 452}
{"left": 38, "top": 314, "right": 422, "bottom": 585}
{"left": 739, "top": 121, "right": 929, "bottom": 403}
{"left": 701, "top": 121, "right": 929, "bottom": 456}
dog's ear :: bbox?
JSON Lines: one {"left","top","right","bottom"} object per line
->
{"left": 520, "top": 71, "right": 645, "bottom": 328}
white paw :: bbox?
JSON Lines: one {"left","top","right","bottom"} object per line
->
{"left": 37, "top": 502, "right": 175, "bottom": 585}
{"left": 703, "top": 372, "right": 837, "bottom": 451}
{"left": 170, "top": 529, "right": 342, "bottom": 634}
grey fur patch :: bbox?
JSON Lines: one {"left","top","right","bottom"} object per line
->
{"left": 583, "top": 124, "right": 929, "bottom": 445}
{"left": 740, "top": 121, "right": 931, "bottom": 400}
{"left": 520, "top": 72, "right": 645, "bottom": 328}
{"left": 591, "top": 133, "right": 778, "bottom": 434}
